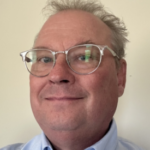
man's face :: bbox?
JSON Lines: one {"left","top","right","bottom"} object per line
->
{"left": 30, "top": 10, "right": 126, "bottom": 139}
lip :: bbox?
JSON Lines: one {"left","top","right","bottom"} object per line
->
{"left": 45, "top": 97, "right": 83, "bottom": 101}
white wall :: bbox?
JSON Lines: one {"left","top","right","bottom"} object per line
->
{"left": 0, "top": 0, "right": 150, "bottom": 149}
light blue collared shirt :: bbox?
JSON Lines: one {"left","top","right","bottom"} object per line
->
{"left": 0, "top": 120, "right": 144, "bottom": 150}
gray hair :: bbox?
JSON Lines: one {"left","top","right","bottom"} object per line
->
{"left": 42, "top": 0, "right": 128, "bottom": 60}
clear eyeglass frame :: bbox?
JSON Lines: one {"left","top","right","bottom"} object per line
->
{"left": 20, "top": 44, "right": 119, "bottom": 77}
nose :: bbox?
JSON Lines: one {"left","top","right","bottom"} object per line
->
{"left": 47, "top": 54, "right": 75, "bottom": 85}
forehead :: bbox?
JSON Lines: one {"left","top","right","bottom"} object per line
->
{"left": 35, "top": 10, "right": 111, "bottom": 50}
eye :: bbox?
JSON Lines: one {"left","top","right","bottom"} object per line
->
{"left": 77, "top": 50, "right": 92, "bottom": 62}
{"left": 78, "top": 55, "right": 86, "bottom": 61}
{"left": 40, "top": 57, "right": 53, "bottom": 63}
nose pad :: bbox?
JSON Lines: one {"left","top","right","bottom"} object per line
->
{"left": 47, "top": 55, "right": 75, "bottom": 84}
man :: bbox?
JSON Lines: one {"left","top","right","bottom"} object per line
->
{"left": 1, "top": 0, "right": 144, "bottom": 150}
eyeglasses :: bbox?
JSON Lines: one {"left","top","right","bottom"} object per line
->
{"left": 20, "top": 44, "right": 119, "bottom": 77}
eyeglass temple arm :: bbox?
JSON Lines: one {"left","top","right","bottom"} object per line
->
{"left": 105, "top": 46, "right": 120, "bottom": 59}
{"left": 20, "top": 52, "right": 32, "bottom": 62}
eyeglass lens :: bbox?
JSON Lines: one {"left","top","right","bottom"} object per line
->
{"left": 25, "top": 45, "right": 101, "bottom": 76}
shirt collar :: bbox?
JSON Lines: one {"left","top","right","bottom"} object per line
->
{"left": 41, "top": 132, "right": 53, "bottom": 150}
{"left": 21, "top": 132, "right": 53, "bottom": 150}
{"left": 85, "top": 119, "right": 118, "bottom": 150}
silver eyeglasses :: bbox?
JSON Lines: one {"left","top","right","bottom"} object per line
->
{"left": 20, "top": 44, "right": 119, "bottom": 77}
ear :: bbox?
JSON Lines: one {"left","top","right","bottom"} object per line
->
{"left": 117, "top": 59, "right": 127, "bottom": 97}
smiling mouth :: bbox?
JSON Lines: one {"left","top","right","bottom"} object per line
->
{"left": 45, "top": 97, "right": 83, "bottom": 101}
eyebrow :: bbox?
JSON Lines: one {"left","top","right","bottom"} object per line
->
{"left": 75, "top": 40, "right": 96, "bottom": 45}
{"left": 33, "top": 46, "right": 49, "bottom": 50}
{"left": 33, "top": 40, "right": 96, "bottom": 50}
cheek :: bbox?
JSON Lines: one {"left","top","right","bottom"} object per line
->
{"left": 81, "top": 67, "right": 118, "bottom": 97}
{"left": 30, "top": 75, "right": 48, "bottom": 114}
{"left": 95, "top": 67, "right": 118, "bottom": 103}
{"left": 78, "top": 65, "right": 118, "bottom": 120}
{"left": 29, "top": 76, "right": 49, "bottom": 127}
{"left": 30, "top": 75, "right": 47, "bottom": 99}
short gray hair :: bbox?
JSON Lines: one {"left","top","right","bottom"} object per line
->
{"left": 43, "top": 0, "right": 128, "bottom": 59}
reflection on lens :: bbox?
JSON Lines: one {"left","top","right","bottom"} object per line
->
{"left": 85, "top": 50, "right": 91, "bottom": 62}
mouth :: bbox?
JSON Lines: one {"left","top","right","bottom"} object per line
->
{"left": 45, "top": 97, "right": 83, "bottom": 101}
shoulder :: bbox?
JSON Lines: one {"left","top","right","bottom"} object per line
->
{"left": 0, "top": 133, "right": 49, "bottom": 150}
{"left": 117, "top": 137, "right": 145, "bottom": 150}
{"left": 0, "top": 143, "right": 24, "bottom": 150}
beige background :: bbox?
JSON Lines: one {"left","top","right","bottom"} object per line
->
{"left": 0, "top": 0, "right": 150, "bottom": 149}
